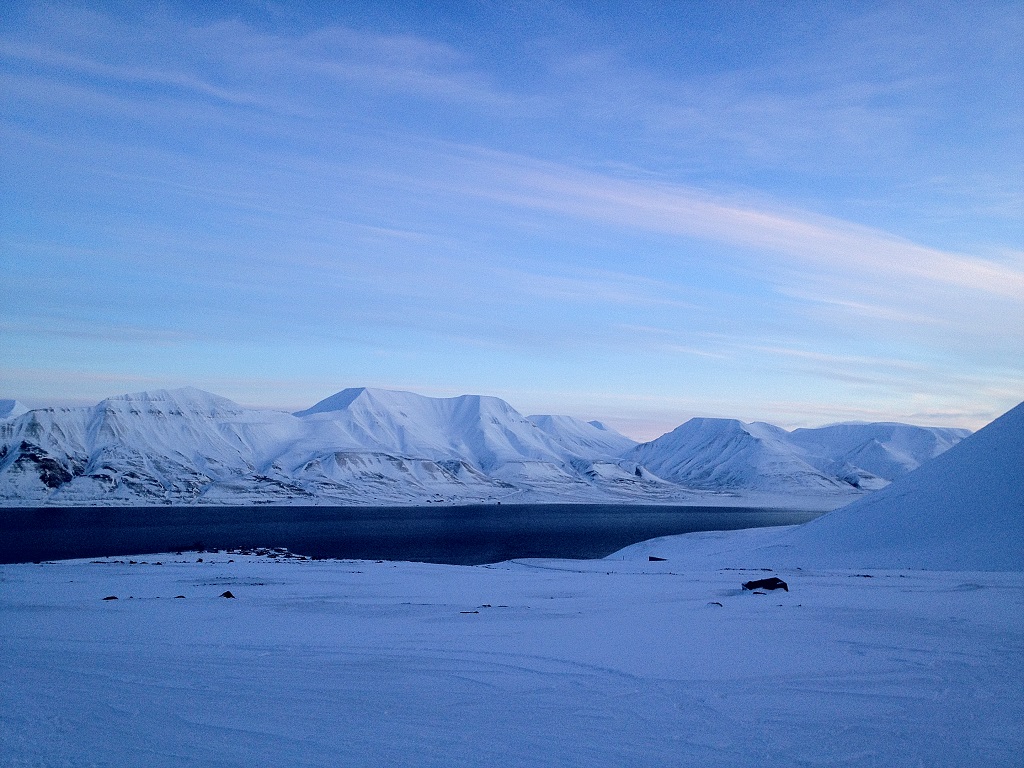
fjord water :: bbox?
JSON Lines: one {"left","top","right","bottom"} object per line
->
{"left": 0, "top": 505, "right": 822, "bottom": 565}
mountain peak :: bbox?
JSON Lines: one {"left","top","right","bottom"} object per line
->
{"left": 0, "top": 400, "right": 29, "bottom": 420}
{"left": 294, "top": 387, "right": 371, "bottom": 417}
{"left": 100, "top": 387, "right": 242, "bottom": 412}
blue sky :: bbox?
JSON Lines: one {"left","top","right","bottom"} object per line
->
{"left": 1, "top": 0, "right": 1021, "bottom": 438}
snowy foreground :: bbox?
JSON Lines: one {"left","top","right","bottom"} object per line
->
{"left": 3, "top": 545, "right": 1022, "bottom": 767}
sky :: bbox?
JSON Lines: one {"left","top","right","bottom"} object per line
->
{"left": 1, "top": 0, "right": 1021, "bottom": 439}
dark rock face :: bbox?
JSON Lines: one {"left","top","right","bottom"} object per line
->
{"left": 13, "top": 441, "right": 78, "bottom": 488}
{"left": 741, "top": 577, "right": 789, "bottom": 592}
{"left": 220, "top": 590, "right": 235, "bottom": 598}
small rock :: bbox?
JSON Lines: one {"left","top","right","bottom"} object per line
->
{"left": 220, "top": 590, "right": 235, "bottom": 599}
{"left": 742, "top": 577, "right": 789, "bottom": 592}
{"left": 102, "top": 595, "right": 118, "bottom": 601}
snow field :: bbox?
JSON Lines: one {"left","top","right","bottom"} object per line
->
{"left": 2, "top": 552, "right": 1021, "bottom": 767}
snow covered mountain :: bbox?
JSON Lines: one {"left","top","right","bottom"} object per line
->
{"left": 624, "top": 418, "right": 848, "bottom": 493}
{"left": 623, "top": 416, "right": 971, "bottom": 494}
{"left": 0, "top": 386, "right": 970, "bottom": 507}
{"left": 527, "top": 414, "right": 638, "bottom": 459}
{"left": 0, "top": 388, "right": 308, "bottom": 504}
{"left": 0, "top": 387, "right": 660, "bottom": 506}
{"left": 787, "top": 422, "right": 970, "bottom": 488}
{"left": 0, "top": 400, "right": 28, "bottom": 420}
{"left": 774, "top": 400, "right": 1024, "bottom": 570}
{"left": 294, "top": 388, "right": 576, "bottom": 470}
{"left": 622, "top": 400, "right": 1023, "bottom": 571}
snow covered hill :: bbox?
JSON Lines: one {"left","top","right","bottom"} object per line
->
{"left": 294, "top": 388, "right": 576, "bottom": 470}
{"left": 616, "top": 400, "right": 1023, "bottom": 571}
{"left": 527, "top": 414, "right": 638, "bottom": 459}
{"left": 0, "top": 387, "right": 665, "bottom": 506}
{"left": 774, "top": 400, "right": 1024, "bottom": 570}
{"left": 624, "top": 418, "right": 849, "bottom": 493}
{"left": 622, "top": 416, "right": 966, "bottom": 494}
{"left": 787, "top": 421, "right": 970, "bottom": 488}
{"left": 0, "top": 386, "right": 970, "bottom": 507}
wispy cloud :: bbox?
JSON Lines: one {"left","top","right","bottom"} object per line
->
{"left": 2, "top": 2, "right": 1020, "bottom": 431}
{"left": 434, "top": 147, "right": 1024, "bottom": 299}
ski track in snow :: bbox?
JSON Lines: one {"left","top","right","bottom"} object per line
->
{"left": 2, "top": 553, "right": 1021, "bottom": 767}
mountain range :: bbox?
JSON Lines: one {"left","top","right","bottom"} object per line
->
{"left": 0, "top": 386, "right": 970, "bottom": 507}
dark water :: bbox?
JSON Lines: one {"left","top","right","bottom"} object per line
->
{"left": 0, "top": 504, "right": 823, "bottom": 565}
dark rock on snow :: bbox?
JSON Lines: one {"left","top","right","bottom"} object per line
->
{"left": 742, "top": 577, "right": 789, "bottom": 592}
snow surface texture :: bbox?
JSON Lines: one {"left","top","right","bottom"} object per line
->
{"left": 617, "top": 401, "right": 1024, "bottom": 571}
{"left": 1, "top": 552, "right": 1020, "bottom": 767}
{"left": 0, "top": 386, "right": 969, "bottom": 507}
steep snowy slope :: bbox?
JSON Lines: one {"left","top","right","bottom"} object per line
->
{"left": 624, "top": 418, "right": 851, "bottom": 493}
{"left": 527, "top": 415, "right": 637, "bottom": 458}
{"left": 295, "top": 388, "right": 576, "bottom": 470}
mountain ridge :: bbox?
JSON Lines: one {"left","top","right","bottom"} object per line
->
{"left": 0, "top": 386, "right": 972, "bottom": 507}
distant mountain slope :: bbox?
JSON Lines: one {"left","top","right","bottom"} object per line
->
{"left": 623, "top": 418, "right": 852, "bottom": 493}
{"left": 294, "top": 388, "right": 575, "bottom": 470}
{"left": 788, "top": 422, "right": 970, "bottom": 486}
{"left": 527, "top": 414, "right": 637, "bottom": 459}
{"left": 0, "top": 389, "right": 307, "bottom": 504}
{"left": 0, "top": 400, "right": 29, "bottom": 420}
{"left": 624, "top": 417, "right": 971, "bottom": 493}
